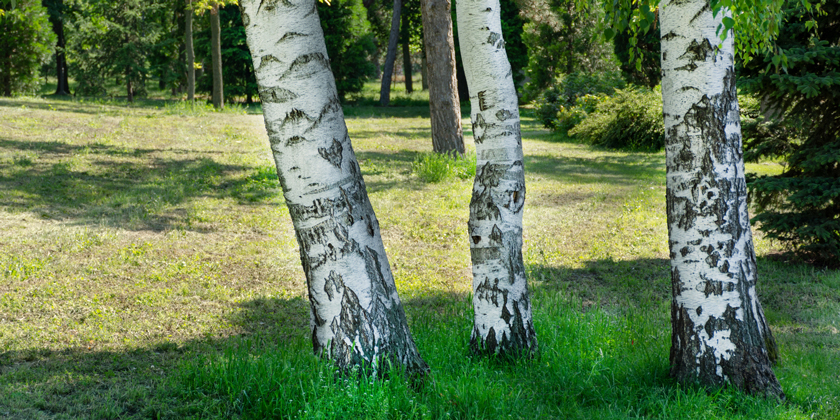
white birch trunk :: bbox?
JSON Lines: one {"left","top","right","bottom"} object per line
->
{"left": 660, "top": 0, "right": 782, "bottom": 397}
{"left": 239, "top": 0, "right": 428, "bottom": 375}
{"left": 456, "top": 0, "right": 536, "bottom": 357}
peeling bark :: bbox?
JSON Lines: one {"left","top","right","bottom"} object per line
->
{"left": 661, "top": 0, "right": 782, "bottom": 398}
{"left": 240, "top": 0, "right": 428, "bottom": 376}
{"left": 456, "top": 0, "right": 536, "bottom": 358}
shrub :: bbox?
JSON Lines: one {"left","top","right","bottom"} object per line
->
{"left": 569, "top": 86, "right": 664, "bottom": 151}
{"left": 412, "top": 152, "right": 476, "bottom": 183}
{"left": 533, "top": 71, "right": 625, "bottom": 130}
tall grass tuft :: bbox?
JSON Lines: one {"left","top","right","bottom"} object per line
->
{"left": 412, "top": 152, "right": 477, "bottom": 183}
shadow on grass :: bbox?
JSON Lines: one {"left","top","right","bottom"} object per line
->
{"left": 525, "top": 152, "right": 665, "bottom": 185}
{"left": 0, "top": 137, "right": 282, "bottom": 231}
{"left": 2, "top": 258, "right": 837, "bottom": 418}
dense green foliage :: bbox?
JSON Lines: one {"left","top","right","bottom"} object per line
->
{"left": 67, "top": 0, "right": 167, "bottom": 99}
{"left": 520, "top": 0, "right": 617, "bottom": 100}
{"left": 318, "top": 0, "right": 376, "bottom": 100}
{"left": 740, "top": 0, "right": 840, "bottom": 265}
{"left": 613, "top": 17, "right": 660, "bottom": 88}
{"left": 569, "top": 86, "right": 664, "bottom": 151}
{"left": 0, "top": 0, "right": 55, "bottom": 96}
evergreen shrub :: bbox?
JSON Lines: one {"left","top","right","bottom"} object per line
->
{"left": 740, "top": 0, "right": 840, "bottom": 265}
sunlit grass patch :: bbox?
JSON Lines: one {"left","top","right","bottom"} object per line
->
{"left": 412, "top": 152, "right": 477, "bottom": 183}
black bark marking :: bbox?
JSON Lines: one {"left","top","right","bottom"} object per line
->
{"left": 487, "top": 32, "right": 505, "bottom": 49}
{"left": 281, "top": 53, "right": 331, "bottom": 79}
{"left": 470, "top": 162, "right": 509, "bottom": 221}
{"left": 680, "top": 39, "right": 714, "bottom": 64}
{"left": 675, "top": 62, "right": 699, "bottom": 72}
{"left": 257, "top": 54, "right": 282, "bottom": 73}
{"left": 490, "top": 225, "right": 502, "bottom": 244}
{"left": 324, "top": 271, "right": 344, "bottom": 301}
{"left": 259, "top": 0, "right": 293, "bottom": 13}
{"left": 318, "top": 138, "right": 344, "bottom": 168}
{"left": 662, "top": 31, "right": 680, "bottom": 41}
{"left": 305, "top": 95, "right": 342, "bottom": 134}
{"left": 472, "top": 113, "right": 488, "bottom": 143}
{"left": 241, "top": 12, "right": 250, "bottom": 27}
{"left": 495, "top": 109, "right": 513, "bottom": 121}
{"left": 259, "top": 86, "right": 298, "bottom": 104}
{"left": 276, "top": 31, "right": 307, "bottom": 45}
{"left": 477, "top": 91, "right": 491, "bottom": 111}
{"left": 472, "top": 235, "right": 481, "bottom": 244}
{"left": 285, "top": 135, "right": 307, "bottom": 146}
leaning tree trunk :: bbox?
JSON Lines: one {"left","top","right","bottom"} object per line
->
{"left": 660, "top": 0, "right": 783, "bottom": 398}
{"left": 421, "top": 0, "right": 465, "bottom": 155}
{"left": 239, "top": 0, "right": 429, "bottom": 376}
{"left": 185, "top": 0, "right": 195, "bottom": 102}
{"left": 211, "top": 4, "right": 224, "bottom": 110}
{"left": 456, "top": 0, "right": 536, "bottom": 358}
{"left": 380, "top": 0, "right": 402, "bottom": 106}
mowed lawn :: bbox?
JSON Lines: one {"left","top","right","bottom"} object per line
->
{"left": 0, "top": 95, "right": 838, "bottom": 419}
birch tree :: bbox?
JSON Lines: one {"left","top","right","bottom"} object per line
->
{"left": 658, "top": 0, "right": 783, "bottom": 397}
{"left": 456, "top": 0, "right": 536, "bottom": 357}
{"left": 239, "top": 0, "right": 429, "bottom": 375}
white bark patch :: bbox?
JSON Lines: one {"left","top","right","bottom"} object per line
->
{"left": 457, "top": 0, "right": 536, "bottom": 355}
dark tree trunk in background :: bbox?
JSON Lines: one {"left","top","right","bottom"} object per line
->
{"left": 380, "top": 0, "right": 402, "bottom": 106}
{"left": 185, "top": 0, "right": 195, "bottom": 101}
{"left": 401, "top": 13, "right": 413, "bottom": 93}
{"left": 420, "top": 0, "right": 464, "bottom": 155}
{"left": 126, "top": 66, "right": 133, "bottom": 102}
{"left": 42, "top": 0, "right": 70, "bottom": 95}
{"left": 420, "top": 48, "right": 428, "bottom": 90}
{"left": 211, "top": 4, "right": 224, "bottom": 109}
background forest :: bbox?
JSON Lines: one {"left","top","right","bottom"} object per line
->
{"left": 0, "top": 0, "right": 839, "bottom": 418}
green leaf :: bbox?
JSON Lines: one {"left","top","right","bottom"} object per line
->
{"left": 604, "top": 27, "right": 616, "bottom": 41}
{"left": 722, "top": 16, "right": 735, "bottom": 30}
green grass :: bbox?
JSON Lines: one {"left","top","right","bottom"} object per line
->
{"left": 0, "top": 90, "right": 837, "bottom": 419}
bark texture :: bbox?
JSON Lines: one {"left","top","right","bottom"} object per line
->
{"left": 240, "top": 0, "right": 428, "bottom": 376}
{"left": 421, "top": 0, "right": 465, "bottom": 155}
{"left": 660, "top": 0, "right": 783, "bottom": 398}
{"left": 211, "top": 4, "right": 224, "bottom": 110}
{"left": 379, "top": 0, "right": 402, "bottom": 106}
{"left": 185, "top": 0, "right": 195, "bottom": 102}
{"left": 456, "top": 0, "right": 536, "bottom": 357}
